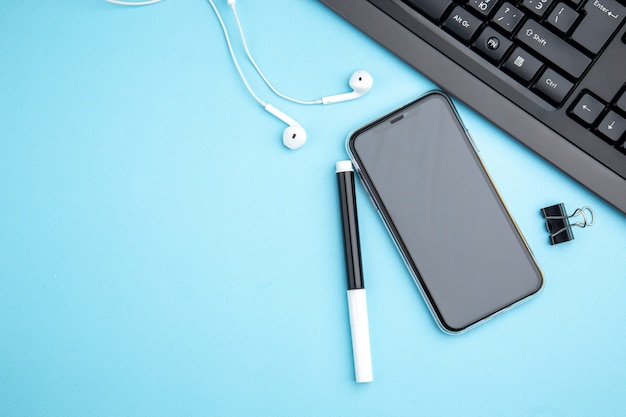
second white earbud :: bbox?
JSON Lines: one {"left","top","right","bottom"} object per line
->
{"left": 321, "top": 70, "right": 373, "bottom": 105}
{"left": 282, "top": 125, "right": 307, "bottom": 150}
{"left": 264, "top": 104, "right": 307, "bottom": 150}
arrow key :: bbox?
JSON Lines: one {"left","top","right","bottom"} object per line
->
{"left": 597, "top": 111, "right": 626, "bottom": 143}
{"left": 570, "top": 92, "right": 605, "bottom": 126}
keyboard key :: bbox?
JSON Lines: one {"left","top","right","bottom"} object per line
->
{"left": 467, "top": 0, "right": 500, "bottom": 17}
{"left": 546, "top": 3, "right": 579, "bottom": 34}
{"left": 502, "top": 47, "right": 543, "bottom": 83}
{"left": 442, "top": 6, "right": 483, "bottom": 43}
{"left": 571, "top": 0, "right": 626, "bottom": 54}
{"left": 521, "top": 0, "right": 554, "bottom": 18}
{"left": 473, "top": 26, "right": 513, "bottom": 63}
{"left": 516, "top": 20, "right": 591, "bottom": 78}
{"left": 616, "top": 89, "right": 626, "bottom": 114}
{"left": 492, "top": 3, "right": 524, "bottom": 34}
{"left": 597, "top": 111, "right": 626, "bottom": 142}
{"left": 570, "top": 92, "right": 605, "bottom": 125}
{"left": 402, "top": 0, "right": 453, "bottom": 23}
{"left": 533, "top": 68, "right": 573, "bottom": 105}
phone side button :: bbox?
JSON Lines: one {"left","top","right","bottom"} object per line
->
{"left": 466, "top": 129, "right": 480, "bottom": 153}
{"left": 362, "top": 181, "right": 380, "bottom": 211}
{"left": 353, "top": 166, "right": 381, "bottom": 211}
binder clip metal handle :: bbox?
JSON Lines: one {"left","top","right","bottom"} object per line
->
{"left": 540, "top": 203, "right": 594, "bottom": 245}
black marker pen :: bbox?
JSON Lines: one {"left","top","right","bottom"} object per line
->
{"left": 336, "top": 160, "right": 373, "bottom": 383}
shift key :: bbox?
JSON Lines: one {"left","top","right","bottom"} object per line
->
{"left": 516, "top": 20, "right": 591, "bottom": 78}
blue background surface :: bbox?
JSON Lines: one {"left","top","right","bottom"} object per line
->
{"left": 1, "top": 1, "right": 625, "bottom": 416}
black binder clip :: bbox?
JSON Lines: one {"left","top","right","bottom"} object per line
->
{"left": 540, "top": 203, "right": 595, "bottom": 245}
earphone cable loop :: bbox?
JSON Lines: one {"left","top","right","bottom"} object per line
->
{"left": 207, "top": 0, "right": 267, "bottom": 108}
{"left": 230, "top": 3, "right": 323, "bottom": 105}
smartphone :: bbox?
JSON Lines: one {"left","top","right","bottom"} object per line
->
{"left": 348, "top": 91, "right": 543, "bottom": 333}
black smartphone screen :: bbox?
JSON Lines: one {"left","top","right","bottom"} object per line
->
{"left": 349, "top": 92, "right": 543, "bottom": 333}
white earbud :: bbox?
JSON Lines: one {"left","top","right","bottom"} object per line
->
{"left": 321, "top": 70, "right": 374, "bottom": 105}
{"left": 203, "top": 0, "right": 307, "bottom": 150}
{"left": 264, "top": 104, "right": 307, "bottom": 150}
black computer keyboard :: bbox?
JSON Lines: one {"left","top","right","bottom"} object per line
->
{"left": 404, "top": 0, "right": 626, "bottom": 141}
{"left": 320, "top": 0, "right": 626, "bottom": 214}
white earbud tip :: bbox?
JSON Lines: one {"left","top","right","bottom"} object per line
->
{"left": 283, "top": 125, "right": 307, "bottom": 150}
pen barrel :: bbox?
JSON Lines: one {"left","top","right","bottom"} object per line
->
{"left": 347, "top": 289, "right": 373, "bottom": 383}
{"left": 337, "top": 169, "right": 364, "bottom": 290}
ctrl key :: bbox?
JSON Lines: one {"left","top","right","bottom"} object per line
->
{"left": 532, "top": 68, "right": 573, "bottom": 105}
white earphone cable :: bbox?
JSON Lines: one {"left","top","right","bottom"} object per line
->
{"left": 206, "top": 0, "right": 267, "bottom": 108}
{"left": 105, "top": 0, "right": 164, "bottom": 6}
{"left": 106, "top": 0, "right": 330, "bottom": 107}
{"left": 230, "top": 2, "right": 323, "bottom": 106}
{"left": 106, "top": 0, "right": 267, "bottom": 108}
{"left": 104, "top": 0, "right": 308, "bottom": 149}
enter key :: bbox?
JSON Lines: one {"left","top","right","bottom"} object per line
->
{"left": 571, "top": 0, "right": 626, "bottom": 55}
